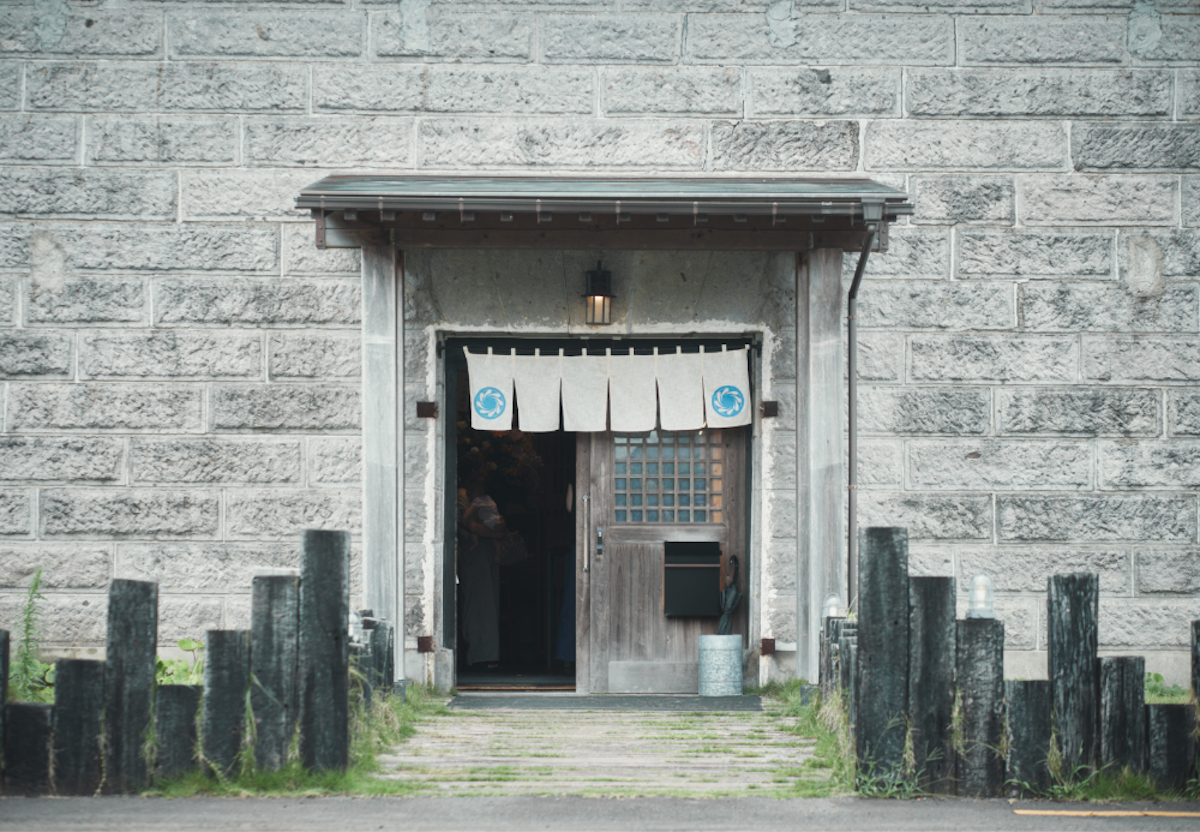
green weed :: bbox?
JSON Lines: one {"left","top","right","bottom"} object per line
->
{"left": 8, "top": 569, "right": 54, "bottom": 703}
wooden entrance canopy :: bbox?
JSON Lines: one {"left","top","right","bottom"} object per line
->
{"left": 295, "top": 175, "right": 913, "bottom": 251}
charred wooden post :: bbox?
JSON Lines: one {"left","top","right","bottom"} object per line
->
{"left": 956, "top": 618, "right": 1005, "bottom": 797}
{"left": 202, "top": 630, "right": 250, "bottom": 778}
{"left": 1146, "top": 704, "right": 1197, "bottom": 791}
{"left": 299, "top": 529, "right": 351, "bottom": 772}
{"left": 251, "top": 574, "right": 300, "bottom": 771}
{"left": 155, "top": 685, "right": 201, "bottom": 779}
{"left": 367, "top": 619, "right": 395, "bottom": 701}
{"left": 103, "top": 579, "right": 158, "bottom": 793}
{"left": 855, "top": 527, "right": 909, "bottom": 785}
{"left": 1099, "top": 656, "right": 1146, "bottom": 773}
{"left": 1005, "top": 680, "right": 1052, "bottom": 795}
{"left": 3, "top": 703, "right": 53, "bottom": 795}
{"left": 1192, "top": 621, "right": 1199, "bottom": 705}
{"left": 908, "top": 576, "right": 955, "bottom": 793}
{"left": 843, "top": 633, "right": 859, "bottom": 738}
{"left": 0, "top": 629, "right": 7, "bottom": 775}
{"left": 52, "top": 659, "right": 105, "bottom": 795}
{"left": 822, "top": 617, "right": 847, "bottom": 699}
{"left": 1047, "top": 573, "right": 1098, "bottom": 774}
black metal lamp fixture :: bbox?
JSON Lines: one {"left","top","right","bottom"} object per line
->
{"left": 584, "top": 261, "right": 614, "bottom": 325}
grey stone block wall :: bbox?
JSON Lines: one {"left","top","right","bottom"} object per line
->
{"left": 0, "top": 0, "right": 1196, "bottom": 674}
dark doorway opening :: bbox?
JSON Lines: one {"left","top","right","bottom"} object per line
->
{"left": 448, "top": 349, "right": 577, "bottom": 691}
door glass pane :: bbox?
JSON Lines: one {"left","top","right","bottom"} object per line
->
{"left": 611, "top": 429, "right": 727, "bottom": 524}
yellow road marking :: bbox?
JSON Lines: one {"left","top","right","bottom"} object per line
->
{"left": 1014, "top": 810, "right": 1200, "bottom": 818}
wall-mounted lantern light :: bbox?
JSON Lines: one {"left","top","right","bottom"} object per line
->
{"left": 584, "top": 261, "right": 614, "bottom": 325}
{"left": 823, "top": 593, "right": 841, "bottom": 619}
{"left": 967, "top": 573, "right": 995, "bottom": 619}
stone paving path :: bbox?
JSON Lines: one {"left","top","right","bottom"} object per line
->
{"left": 377, "top": 695, "right": 827, "bottom": 797}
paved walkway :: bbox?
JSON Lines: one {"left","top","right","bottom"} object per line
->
{"left": 377, "top": 693, "right": 826, "bottom": 797}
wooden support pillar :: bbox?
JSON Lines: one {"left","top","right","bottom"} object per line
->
{"left": 856, "top": 527, "right": 908, "bottom": 784}
{"left": 1146, "top": 704, "right": 1197, "bottom": 790}
{"left": 103, "top": 579, "right": 157, "bottom": 793}
{"left": 155, "top": 685, "right": 201, "bottom": 779}
{"left": 0, "top": 629, "right": 7, "bottom": 775}
{"left": 908, "top": 576, "right": 955, "bottom": 793}
{"left": 362, "top": 245, "right": 403, "bottom": 683}
{"left": 299, "top": 529, "right": 351, "bottom": 772}
{"left": 3, "top": 703, "right": 53, "bottom": 795}
{"left": 1047, "top": 573, "right": 1098, "bottom": 774}
{"left": 956, "top": 618, "right": 1005, "bottom": 797}
{"left": 52, "top": 659, "right": 105, "bottom": 795}
{"left": 1099, "top": 656, "right": 1146, "bottom": 773}
{"left": 843, "top": 633, "right": 859, "bottom": 739}
{"left": 251, "top": 574, "right": 300, "bottom": 771}
{"left": 1006, "top": 680, "right": 1052, "bottom": 794}
{"left": 202, "top": 630, "right": 249, "bottom": 778}
{"left": 1192, "top": 621, "right": 1199, "bottom": 705}
{"left": 821, "top": 617, "right": 846, "bottom": 699}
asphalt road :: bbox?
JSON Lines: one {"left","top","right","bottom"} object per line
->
{"left": 3, "top": 796, "right": 1200, "bottom": 832}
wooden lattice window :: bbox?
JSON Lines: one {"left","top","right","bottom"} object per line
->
{"left": 613, "top": 431, "right": 724, "bottom": 524}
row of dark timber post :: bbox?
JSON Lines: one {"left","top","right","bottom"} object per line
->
{"left": 1, "top": 529, "right": 397, "bottom": 796}
{"left": 821, "top": 527, "right": 1200, "bottom": 796}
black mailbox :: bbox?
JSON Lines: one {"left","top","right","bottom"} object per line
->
{"left": 663, "top": 541, "right": 722, "bottom": 617}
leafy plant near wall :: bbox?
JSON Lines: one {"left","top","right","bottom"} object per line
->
{"left": 155, "top": 638, "right": 205, "bottom": 686}
{"left": 1144, "top": 672, "right": 1189, "bottom": 704}
{"left": 8, "top": 568, "right": 55, "bottom": 703}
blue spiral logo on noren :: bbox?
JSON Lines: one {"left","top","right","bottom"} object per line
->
{"left": 474, "top": 387, "right": 506, "bottom": 420}
{"left": 711, "top": 385, "right": 744, "bottom": 418}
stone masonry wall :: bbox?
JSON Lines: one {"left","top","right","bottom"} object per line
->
{"left": 0, "top": 0, "right": 1197, "bottom": 675}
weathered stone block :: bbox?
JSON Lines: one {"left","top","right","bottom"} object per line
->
{"left": 856, "top": 283, "right": 1014, "bottom": 331}
{"left": 0, "top": 114, "right": 78, "bottom": 163}
{"left": 856, "top": 332, "right": 903, "bottom": 382}
{"left": 857, "top": 439, "right": 903, "bottom": 488}
{"left": 86, "top": 115, "right": 237, "bottom": 165}
{"left": 0, "top": 437, "right": 123, "bottom": 483}
{"left": 0, "top": 594, "right": 105, "bottom": 643}
{"left": 685, "top": 13, "right": 954, "bottom": 65}
{"left": 245, "top": 117, "right": 412, "bottom": 168}
{"left": 1039, "top": 0, "right": 1198, "bottom": 10}
{"left": 317, "top": 65, "right": 593, "bottom": 114}
{"left": 154, "top": 278, "right": 361, "bottom": 327}
{"left": 170, "top": 11, "right": 363, "bottom": 58}
{"left": 80, "top": 332, "right": 261, "bottom": 379}
{"left": 1119, "top": 229, "right": 1200, "bottom": 280}
{"left": 420, "top": 118, "right": 705, "bottom": 169}
{"left": 1169, "top": 391, "right": 1200, "bottom": 437}
{"left": 866, "top": 121, "right": 1067, "bottom": 171}
{"left": 131, "top": 438, "right": 302, "bottom": 485}
{"left": 1084, "top": 337, "right": 1200, "bottom": 382}
{"left": 907, "top": 69, "right": 1171, "bottom": 117}
{"left": 309, "top": 437, "right": 361, "bottom": 485}
{"left": 41, "top": 490, "right": 220, "bottom": 538}
{"left": 1099, "top": 601, "right": 1200, "bottom": 649}
{"left": 910, "top": 439, "right": 1091, "bottom": 490}
{"left": 226, "top": 489, "right": 361, "bottom": 539}
{"left": 766, "top": 597, "right": 797, "bottom": 643}
{"left": 0, "top": 10, "right": 162, "bottom": 57}
{"left": 1099, "top": 441, "right": 1200, "bottom": 489}
{"left": 0, "top": 276, "right": 11, "bottom": 324}
{"left": 372, "top": 12, "right": 535, "bottom": 60}
{"left": 1184, "top": 178, "right": 1199, "bottom": 227}
{"left": 0, "top": 223, "right": 31, "bottom": 269}
{"left": 116, "top": 543, "right": 298, "bottom": 592}
{"left": 956, "top": 228, "right": 1113, "bottom": 279}
{"left": 1129, "top": 16, "right": 1200, "bottom": 62}
{"left": 26, "top": 276, "right": 146, "bottom": 325}
{"left": 182, "top": 170, "right": 314, "bottom": 221}
{"left": 1073, "top": 124, "right": 1200, "bottom": 172}
{"left": 858, "top": 386, "right": 989, "bottom": 435}
{"left": 911, "top": 335, "right": 1076, "bottom": 383}
{"left": 283, "top": 224, "right": 360, "bottom": 275}
{"left": 158, "top": 596, "right": 222, "bottom": 643}
{"left": 858, "top": 492, "right": 992, "bottom": 541}
{"left": 960, "top": 16, "right": 1126, "bottom": 64}
{"left": 27, "top": 62, "right": 308, "bottom": 114}
{"left": 0, "top": 63, "right": 18, "bottom": 109}
{"left": 712, "top": 120, "right": 858, "bottom": 171}
{"left": 1135, "top": 549, "right": 1200, "bottom": 594}
{"left": 1183, "top": 71, "right": 1200, "bottom": 120}
{"left": 213, "top": 385, "right": 360, "bottom": 432}
{"left": 1020, "top": 284, "right": 1195, "bottom": 333}
{"left": 48, "top": 224, "right": 277, "bottom": 272}
{"left": 764, "top": 537, "right": 797, "bottom": 594}
{"left": 0, "top": 491, "right": 32, "bottom": 535}
{"left": 1020, "top": 175, "right": 1176, "bottom": 226}
{"left": 998, "top": 387, "right": 1160, "bottom": 437}
{"left": 10, "top": 383, "right": 203, "bottom": 432}
{"left": 748, "top": 66, "right": 898, "bottom": 117}
{"left": 997, "top": 495, "right": 1196, "bottom": 542}
{"left": 541, "top": 13, "right": 679, "bottom": 63}
{"left": 852, "top": 0, "right": 1028, "bottom": 9}
{"left": 843, "top": 227, "right": 947, "bottom": 279}
{"left": 911, "top": 176, "right": 1014, "bottom": 226}
{"left": 957, "top": 548, "right": 1130, "bottom": 595}
{"left": 605, "top": 67, "right": 739, "bottom": 115}
{"left": 0, "top": 169, "right": 175, "bottom": 220}
{"left": 0, "top": 544, "right": 111, "bottom": 589}
{"left": 270, "top": 333, "right": 361, "bottom": 380}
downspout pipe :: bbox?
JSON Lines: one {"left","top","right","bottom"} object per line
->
{"left": 846, "top": 200, "right": 883, "bottom": 616}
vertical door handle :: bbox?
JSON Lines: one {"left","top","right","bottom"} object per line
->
{"left": 582, "top": 495, "right": 590, "bottom": 573}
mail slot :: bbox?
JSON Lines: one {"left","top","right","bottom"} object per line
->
{"left": 663, "top": 541, "right": 722, "bottom": 617}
